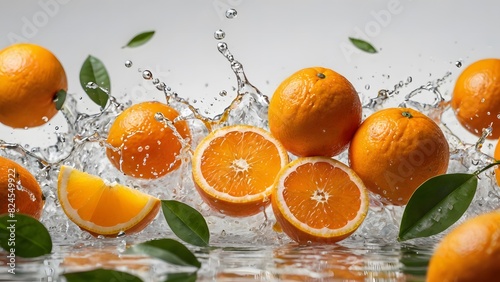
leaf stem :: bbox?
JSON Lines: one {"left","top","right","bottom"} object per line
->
{"left": 474, "top": 160, "right": 500, "bottom": 176}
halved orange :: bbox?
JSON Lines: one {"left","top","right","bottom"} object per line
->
{"left": 57, "top": 166, "right": 160, "bottom": 237}
{"left": 192, "top": 125, "right": 289, "bottom": 217}
{"left": 272, "top": 157, "right": 369, "bottom": 244}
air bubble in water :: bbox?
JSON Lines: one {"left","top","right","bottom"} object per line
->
{"left": 142, "top": 70, "right": 153, "bottom": 80}
{"left": 214, "top": 29, "right": 225, "bottom": 40}
{"left": 124, "top": 60, "right": 133, "bottom": 68}
{"left": 226, "top": 8, "right": 237, "bottom": 19}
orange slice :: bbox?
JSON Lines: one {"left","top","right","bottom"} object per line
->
{"left": 192, "top": 125, "right": 289, "bottom": 217}
{"left": 57, "top": 166, "right": 160, "bottom": 237}
{"left": 272, "top": 157, "right": 369, "bottom": 244}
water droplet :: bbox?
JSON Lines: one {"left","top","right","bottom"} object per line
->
{"left": 214, "top": 29, "right": 225, "bottom": 40}
{"left": 42, "top": 116, "right": 49, "bottom": 122}
{"left": 455, "top": 60, "right": 462, "bottom": 68}
{"left": 117, "top": 231, "right": 126, "bottom": 238}
{"left": 225, "top": 8, "right": 237, "bottom": 19}
{"left": 407, "top": 76, "right": 412, "bottom": 83}
{"left": 217, "top": 42, "right": 228, "bottom": 52}
{"left": 142, "top": 70, "right": 153, "bottom": 80}
{"left": 86, "top": 82, "right": 98, "bottom": 89}
{"left": 137, "top": 146, "right": 143, "bottom": 152}
{"left": 124, "top": 60, "right": 133, "bottom": 68}
{"left": 55, "top": 126, "right": 59, "bottom": 130}
{"left": 156, "top": 82, "right": 166, "bottom": 91}
{"left": 365, "top": 84, "right": 370, "bottom": 90}
{"left": 152, "top": 78, "right": 160, "bottom": 85}
{"left": 219, "top": 90, "right": 227, "bottom": 96}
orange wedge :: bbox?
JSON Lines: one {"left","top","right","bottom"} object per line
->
{"left": 272, "top": 157, "right": 369, "bottom": 244}
{"left": 192, "top": 125, "right": 289, "bottom": 217}
{"left": 57, "top": 166, "right": 160, "bottom": 237}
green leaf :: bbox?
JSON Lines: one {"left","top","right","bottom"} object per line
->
{"left": 63, "top": 268, "right": 143, "bottom": 282}
{"left": 0, "top": 213, "right": 52, "bottom": 258}
{"left": 349, "top": 37, "right": 378, "bottom": 53}
{"left": 399, "top": 173, "right": 477, "bottom": 241}
{"left": 161, "top": 200, "right": 210, "bottom": 247}
{"left": 123, "top": 31, "right": 155, "bottom": 48}
{"left": 79, "top": 55, "right": 110, "bottom": 108}
{"left": 164, "top": 272, "right": 197, "bottom": 282}
{"left": 125, "top": 238, "right": 201, "bottom": 268}
{"left": 54, "top": 89, "right": 67, "bottom": 110}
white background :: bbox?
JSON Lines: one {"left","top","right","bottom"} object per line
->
{"left": 1, "top": 0, "right": 499, "bottom": 150}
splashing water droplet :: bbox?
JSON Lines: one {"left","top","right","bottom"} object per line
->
{"left": 156, "top": 82, "right": 166, "bottom": 91}
{"left": 226, "top": 8, "right": 237, "bottom": 19}
{"left": 455, "top": 60, "right": 462, "bottom": 68}
{"left": 142, "top": 70, "right": 153, "bottom": 80}
{"left": 407, "top": 76, "right": 412, "bottom": 83}
{"left": 365, "top": 84, "right": 370, "bottom": 90}
{"left": 124, "top": 60, "right": 133, "bottom": 68}
{"left": 218, "top": 42, "right": 228, "bottom": 52}
{"left": 219, "top": 90, "right": 227, "bottom": 97}
{"left": 86, "top": 82, "right": 98, "bottom": 89}
{"left": 214, "top": 29, "right": 225, "bottom": 40}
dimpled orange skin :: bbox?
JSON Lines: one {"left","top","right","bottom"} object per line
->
{"left": 268, "top": 67, "right": 362, "bottom": 157}
{"left": 427, "top": 211, "right": 500, "bottom": 282}
{"left": 451, "top": 58, "right": 500, "bottom": 139}
{"left": 0, "top": 156, "right": 44, "bottom": 219}
{"left": 0, "top": 43, "right": 67, "bottom": 128}
{"left": 106, "top": 101, "right": 191, "bottom": 179}
{"left": 348, "top": 108, "right": 449, "bottom": 206}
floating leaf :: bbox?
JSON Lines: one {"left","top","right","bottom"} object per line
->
{"left": 54, "top": 89, "right": 67, "bottom": 110}
{"left": 349, "top": 37, "right": 377, "bottom": 53}
{"left": 123, "top": 31, "right": 155, "bottom": 48}
{"left": 79, "top": 55, "right": 110, "bottom": 108}
{"left": 399, "top": 173, "right": 477, "bottom": 241}
{"left": 125, "top": 238, "right": 201, "bottom": 268}
{"left": 63, "top": 268, "right": 142, "bottom": 282}
{"left": 162, "top": 200, "right": 210, "bottom": 247}
{"left": 164, "top": 272, "right": 198, "bottom": 282}
{"left": 0, "top": 213, "right": 52, "bottom": 258}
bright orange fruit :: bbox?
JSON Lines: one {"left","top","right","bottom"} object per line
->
{"left": 268, "top": 66, "right": 362, "bottom": 157}
{"left": 0, "top": 43, "right": 67, "bottom": 128}
{"left": 272, "top": 157, "right": 369, "bottom": 244}
{"left": 57, "top": 165, "right": 160, "bottom": 237}
{"left": 427, "top": 210, "right": 500, "bottom": 282}
{"left": 106, "top": 101, "right": 191, "bottom": 179}
{"left": 348, "top": 107, "right": 449, "bottom": 206}
{"left": 192, "top": 125, "right": 289, "bottom": 217}
{"left": 451, "top": 58, "right": 500, "bottom": 139}
{"left": 0, "top": 156, "right": 44, "bottom": 219}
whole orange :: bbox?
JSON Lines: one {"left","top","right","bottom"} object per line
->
{"left": 0, "top": 43, "right": 67, "bottom": 128}
{"left": 451, "top": 58, "right": 500, "bottom": 139}
{"left": 106, "top": 101, "right": 191, "bottom": 179}
{"left": 348, "top": 108, "right": 449, "bottom": 206}
{"left": 427, "top": 210, "right": 500, "bottom": 282}
{"left": 0, "top": 156, "right": 44, "bottom": 219}
{"left": 268, "top": 67, "right": 362, "bottom": 157}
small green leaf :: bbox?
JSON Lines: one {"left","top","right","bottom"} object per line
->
{"left": 123, "top": 31, "right": 155, "bottom": 48}
{"left": 399, "top": 173, "right": 477, "bottom": 241}
{"left": 164, "top": 272, "right": 197, "bottom": 282}
{"left": 162, "top": 200, "right": 210, "bottom": 247}
{"left": 63, "top": 268, "right": 143, "bottom": 282}
{"left": 125, "top": 238, "right": 201, "bottom": 268}
{"left": 54, "top": 89, "right": 67, "bottom": 110}
{"left": 349, "top": 37, "right": 378, "bottom": 53}
{"left": 79, "top": 55, "right": 110, "bottom": 108}
{"left": 0, "top": 213, "right": 52, "bottom": 258}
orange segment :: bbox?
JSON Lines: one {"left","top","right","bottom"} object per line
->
{"left": 272, "top": 157, "right": 369, "bottom": 244}
{"left": 192, "top": 125, "right": 289, "bottom": 217}
{"left": 57, "top": 166, "right": 160, "bottom": 236}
